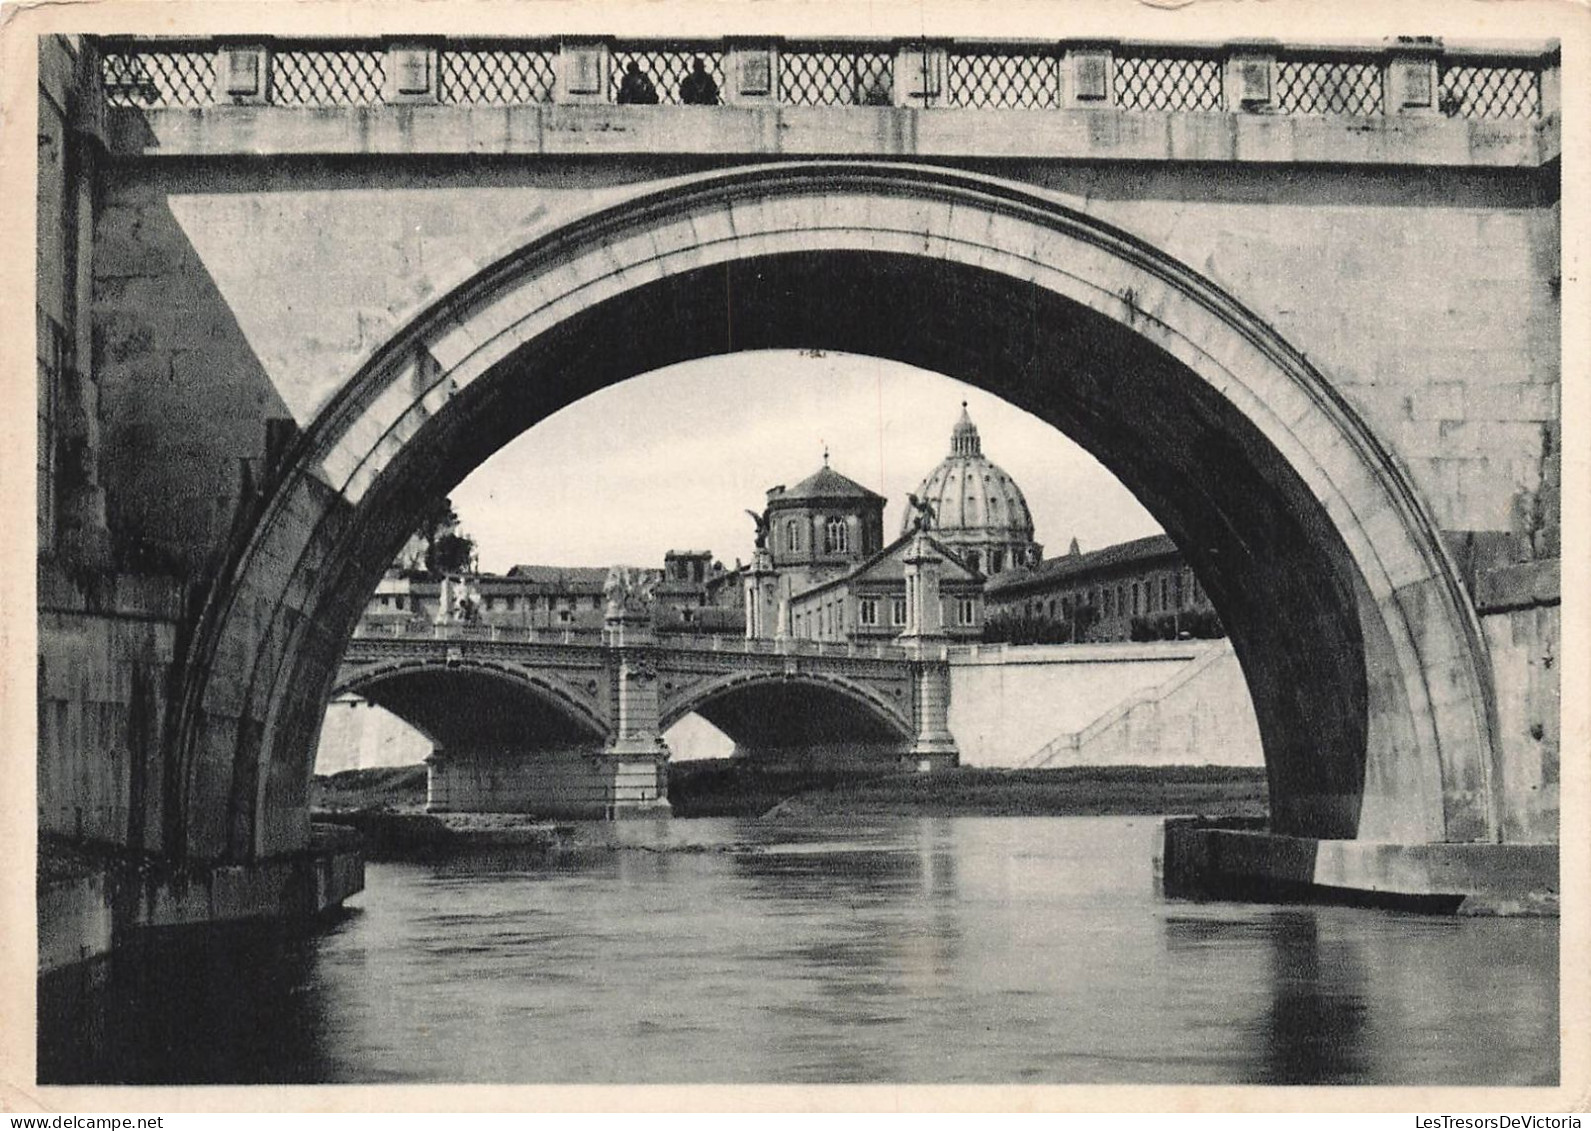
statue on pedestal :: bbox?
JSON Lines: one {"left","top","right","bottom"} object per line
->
{"left": 745, "top": 508, "right": 771, "bottom": 551}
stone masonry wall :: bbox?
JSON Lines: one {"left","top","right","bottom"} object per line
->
{"left": 90, "top": 154, "right": 1558, "bottom": 573}
{"left": 37, "top": 566, "right": 183, "bottom": 854}
{"left": 948, "top": 641, "right": 1263, "bottom": 769}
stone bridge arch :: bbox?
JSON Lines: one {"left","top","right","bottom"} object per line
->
{"left": 332, "top": 656, "right": 612, "bottom": 748}
{"left": 176, "top": 160, "right": 1500, "bottom": 862}
{"left": 659, "top": 668, "right": 916, "bottom": 766}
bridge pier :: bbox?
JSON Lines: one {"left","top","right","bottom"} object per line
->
{"left": 1156, "top": 818, "right": 1558, "bottom": 915}
{"left": 422, "top": 743, "right": 666, "bottom": 819}
{"left": 900, "top": 533, "right": 960, "bottom": 773}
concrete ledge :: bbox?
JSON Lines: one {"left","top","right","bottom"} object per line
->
{"left": 1156, "top": 817, "right": 1558, "bottom": 916}
{"left": 38, "top": 827, "right": 365, "bottom": 975}
{"left": 107, "top": 104, "right": 1553, "bottom": 168}
{"left": 948, "top": 639, "right": 1220, "bottom": 666}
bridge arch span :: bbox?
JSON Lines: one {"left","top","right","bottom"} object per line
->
{"left": 181, "top": 160, "right": 1498, "bottom": 860}
{"left": 659, "top": 669, "right": 915, "bottom": 759}
{"left": 332, "top": 657, "right": 610, "bottom": 748}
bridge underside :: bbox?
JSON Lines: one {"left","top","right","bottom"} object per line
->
{"left": 343, "top": 669, "right": 628, "bottom": 818}
{"left": 692, "top": 681, "right": 915, "bottom": 771}
{"left": 325, "top": 249, "right": 1377, "bottom": 836}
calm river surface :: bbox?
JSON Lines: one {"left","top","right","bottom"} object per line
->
{"left": 44, "top": 816, "right": 1558, "bottom": 1085}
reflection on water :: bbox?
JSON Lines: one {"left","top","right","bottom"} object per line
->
{"left": 40, "top": 817, "right": 1557, "bottom": 1085}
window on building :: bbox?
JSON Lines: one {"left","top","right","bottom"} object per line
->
{"left": 859, "top": 598, "right": 878, "bottom": 626}
{"left": 965, "top": 550, "right": 981, "bottom": 574}
{"left": 825, "top": 517, "right": 848, "bottom": 554}
{"left": 991, "top": 549, "right": 1004, "bottom": 574}
{"left": 1104, "top": 589, "right": 1114, "bottom": 616}
{"left": 1132, "top": 583, "right": 1141, "bottom": 616}
{"left": 1116, "top": 585, "right": 1125, "bottom": 617}
{"left": 892, "top": 597, "right": 907, "bottom": 626}
{"left": 1160, "top": 577, "right": 1169, "bottom": 611}
{"left": 396, "top": 595, "right": 406, "bottom": 611}
{"left": 958, "top": 598, "right": 976, "bottom": 625}
{"left": 558, "top": 610, "right": 572, "bottom": 624}
{"left": 1049, "top": 599, "right": 1057, "bottom": 619}
{"left": 786, "top": 520, "right": 800, "bottom": 553}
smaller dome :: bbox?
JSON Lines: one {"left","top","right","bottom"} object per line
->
{"left": 779, "top": 463, "right": 884, "bottom": 504}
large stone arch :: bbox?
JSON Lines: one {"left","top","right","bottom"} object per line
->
{"left": 175, "top": 161, "right": 1499, "bottom": 861}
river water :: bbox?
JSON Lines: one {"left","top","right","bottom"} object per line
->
{"left": 42, "top": 816, "right": 1558, "bottom": 1086}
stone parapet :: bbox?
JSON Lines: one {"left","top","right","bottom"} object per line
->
{"left": 103, "top": 102, "right": 1555, "bottom": 168}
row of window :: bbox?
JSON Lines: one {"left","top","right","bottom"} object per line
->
{"left": 1019, "top": 568, "right": 1206, "bottom": 622}
{"left": 375, "top": 592, "right": 605, "bottom": 613}
{"left": 783, "top": 516, "right": 853, "bottom": 555}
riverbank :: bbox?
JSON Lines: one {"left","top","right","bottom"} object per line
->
{"left": 673, "top": 761, "right": 1268, "bottom": 819}
{"left": 311, "top": 762, "right": 1269, "bottom": 850}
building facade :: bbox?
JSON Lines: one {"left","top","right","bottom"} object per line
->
{"left": 764, "top": 459, "right": 887, "bottom": 602}
{"left": 362, "top": 553, "right": 743, "bottom": 635}
{"left": 747, "top": 443, "right": 987, "bottom": 644}
{"left": 784, "top": 530, "right": 986, "bottom": 643}
{"left": 985, "top": 534, "right": 1220, "bottom": 643}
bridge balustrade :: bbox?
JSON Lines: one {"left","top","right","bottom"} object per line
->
{"left": 97, "top": 36, "right": 1554, "bottom": 122}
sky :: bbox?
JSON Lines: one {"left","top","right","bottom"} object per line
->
{"left": 450, "top": 350, "right": 1162, "bottom": 574}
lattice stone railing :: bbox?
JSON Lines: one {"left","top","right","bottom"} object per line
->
{"left": 436, "top": 43, "right": 558, "bottom": 105}
{"left": 95, "top": 37, "right": 1555, "bottom": 122}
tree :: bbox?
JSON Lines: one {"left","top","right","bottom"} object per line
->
{"left": 427, "top": 531, "right": 476, "bottom": 576}
{"left": 401, "top": 496, "right": 478, "bottom": 578}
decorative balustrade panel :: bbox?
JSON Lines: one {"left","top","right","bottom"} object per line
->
{"left": 945, "top": 47, "right": 1062, "bottom": 109}
{"left": 101, "top": 46, "right": 216, "bottom": 107}
{"left": 780, "top": 45, "right": 894, "bottom": 106}
{"left": 94, "top": 37, "right": 1551, "bottom": 121}
{"left": 610, "top": 46, "right": 725, "bottom": 104}
{"left": 1276, "top": 57, "right": 1384, "bottom": 115}
{"left": 439, "top": 44, "right": 558, "bottom": 104}
{"left": 1113, "top": 50, "right": 1223, "bottom": 112}
{"left": 272, "top": 46, "right": 385, "bottom": 106}
{"left": 1440, "top": 60, "right": 1541, "bottom": 119}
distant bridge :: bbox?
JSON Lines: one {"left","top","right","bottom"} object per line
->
{"left": 334, "top": 617, "right": 957, "bottom": 816}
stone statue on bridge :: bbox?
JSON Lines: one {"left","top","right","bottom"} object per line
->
{"left": 434, "top": 575, "right": 481, "bottom": 625}
{"left": 604, "top": 564, "right": 658, "bottom": 617}
{"left": 745, "top": 508, "right": 771, "bottom": 551}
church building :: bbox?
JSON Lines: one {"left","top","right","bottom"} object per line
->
{"left": 745, "top": 405, "right": 1039, "bottom": 644}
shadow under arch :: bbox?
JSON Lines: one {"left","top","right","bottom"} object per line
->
{"left": 332, "top": 658, "right": 610, "bottom": 750}
{"left": 659, "top": 669, "right": 915, "bottom": 760}
{"left": 175, "top": 161, "right": 1499, "bottom": 861}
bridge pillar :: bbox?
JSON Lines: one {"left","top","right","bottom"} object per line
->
{"left": 744, "top": 549, "right": 779, "bottom": 639}
{"left": 601, "top": 602, "right": 671, "bottom": 817}
{"left": 423, "top": 746, "right": 449, "bottom": 812}
{"left": 904, "top": 658, "right": 959, "bottom": 772}
{"left": 899, "top": 533, "right": 959, "bottom": 771}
